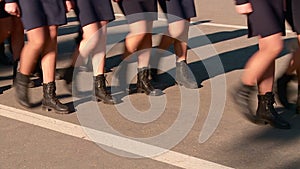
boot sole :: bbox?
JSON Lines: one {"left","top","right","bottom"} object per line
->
{"left": 255, "top": 118, "right": 291, "bottom": 129}
{"left": 254, "top": 118, "right": 269, "bottom": 125}
{"left": 42, "top": 105, "right": 69, "bottom": 114}
{"left": 137, "top": 88, "right": 163, "bottom": 96}
{"left": 92, "top": 96, "right": 116, "bottom": 105}
{"left": 137, "top": 88, "right": 150, "bottom": 95}
{"left": 175, "top": 81, "right": 198, "bottom": 89}
{"left": 18, "top": 101, "right": 33, "bottom": 108}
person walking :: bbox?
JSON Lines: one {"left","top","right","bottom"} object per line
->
{"left": 5, "top": 0, "right": 71, "bottom": 113}
{"left": 0, "top": 0, "right": 23, "bottom": 80}
{"left": 276, "top": 0, "right": 300, "bottom": 113}
{"left": 153, "top": 0, "right": 198, "bottom": 89}
{"left": 62, "top": 0, "right": 116, "bottom": 104}
{"left": 233, "top": 0, "right": 291, "bottom": 129}
{"left": 113, "top": 0, "right": 163, "bottom": 96}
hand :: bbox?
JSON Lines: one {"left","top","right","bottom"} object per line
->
{"left": 65, "top": 0, "right": 74, "bottom": 12}
{"left": 235, "top": 3, "right": 253, "bottom": 15}
{"left": 5, "top": 2, "right": 20, "bottom": 17}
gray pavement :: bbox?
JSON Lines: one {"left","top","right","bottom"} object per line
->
{"left": 1, "top": 1, "right": 300, "bottom": 169}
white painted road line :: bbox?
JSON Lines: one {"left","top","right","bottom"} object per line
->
{"left": 0, "top": 104, "right": 233, "bottom": 169}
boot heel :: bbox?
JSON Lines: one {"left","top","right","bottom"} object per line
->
{"left": 175, "top": 81, "right": 183, "bottom": 86}
{"left": 42, "top": 82, "right": 69, "bottom": 114}
{"left": 93, "top": 74, "right": 116, "bottom": 104}
{"left": 136, "top": 67, "right": 163, "bottom": 96}
{"left": 42, "top": 105, "right": 52, "bottom": 112}
{"left": 255, "top": 118, "right": 268, "bottom": 125}
{"left": 92, "top": 96, "right": 101, "bottom": 102}
{"left": 137, "top": 88, "right": 145, "bottom": 93}
{"left": 175, "top": 61, "right": 198, "bottom": 89}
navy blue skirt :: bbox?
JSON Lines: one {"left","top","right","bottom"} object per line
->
{"left": 18, "top": 0, "right": 67, "bottom": 31}
{"left": 74, "top": 0, "right": 115, "bottom": 27}
{"left": 247, "top": 0, "right": 285, "bottom": 38}
{"left": 285, "top": 0, "right": 300, "bottom": 34}
{"left": 158, "top": 0, "right": 196, "bottom": 22}
{"left": 118, "top": 0, "right": 158, "bottom": 24}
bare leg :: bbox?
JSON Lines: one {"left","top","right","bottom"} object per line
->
{"left": 158, "top": 19, "right": 189, "bottom": 60}
{"left": 169, "top": 19, "right": 190, "bottom": 62}
{"left": 79, "top": 21, "right": 108, "bottom": 75}
{"left": 124, "top": 20, "right": 162, "bottom": 95}
{"left": 235, "top": 33, "right": 290, "bottom": 129}
{"left": 137, "top": 33, "right": 152, "bottom": 68}
{"left": 158, "top": 35, "right": 174, "bottom": 50}
{"left": 79, "top": 21, "right": 115, "bottom": 104}
{"left": 174, "top": 40, "right": 188, "bottom": 62}
{"left": 158, "top": 19, "right": 197, "bottom": 88}
{"left": 19, "top": 27, "right": 47, "bottom": 76}
{"left": 123, "top": 20, "right": 151, "bottom": 65}
{"left": 94, "top": 21, "right": 108, "bottom": 75}
{"left": 258, "top": 61, "right": 275, "bottom": 94}
{"left": 41, "top": 25, "right": 58, "bottom": 83}
{"left": 242, "top": 33, "right": 283, "bottom": 93}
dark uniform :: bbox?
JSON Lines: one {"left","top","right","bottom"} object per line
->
{"left": 158, "top": 0, "right": 196, "bottom": 22}
{"left": 74, "top": 0, "right": 115, "bottom": 27}
{"left": 5, "top": 0, "right": 67, "bottom": 31}
{"left": 117, "top": 0, "right": 158, "bottom": 24}
{"left": 236, "top": 0, "right": 285, "bottom": 38}
{"left": 285, "top": 0, "right": 300, "bottom": 34}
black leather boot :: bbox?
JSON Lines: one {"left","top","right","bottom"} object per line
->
{"left": 13, "top": 61, "right": 35, "bottom": 88}
{"left": 42, "top": 82, "right": 69, "bottom": 114}
{"left": 277, "top": 74, "right": 294, "bottom": 109}
{"left": 232, "top": 83, "right": 257, "bottom": 120}
{"left": 176, "top": 60, "right": 198, "bottom": 89}
{"left": 93, "top": 74, "right": 116, "bottom": 104}
{"left": 256, "top": 92, "right": 291, "bottom": 129}
{"left": 137, "top": 67, "right": 163, "bottom": 96}
{"left": 14, "top": 72, "right": 32, "bottom": 107}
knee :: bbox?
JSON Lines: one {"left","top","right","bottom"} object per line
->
{"left": 82, "top": 36, "right": 101, "bottom": 52}
{"left": 261, "top": 40, "right": 283, "bottom": 56}
{"left": 271, "top": 42, "right": 284, "bottom": 55}
{"left": 168, "top": 29, "right": 188, "bottom": 42}
{"left": 27, "top": 38, "right": 46, "bottom": 50}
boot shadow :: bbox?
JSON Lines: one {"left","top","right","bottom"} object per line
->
{"left": 0, "top": 84, "right": 12, "bottom": 94}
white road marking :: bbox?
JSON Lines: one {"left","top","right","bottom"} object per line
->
{"left": 0, "top": 104, "right": 233, "bottom": 169}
